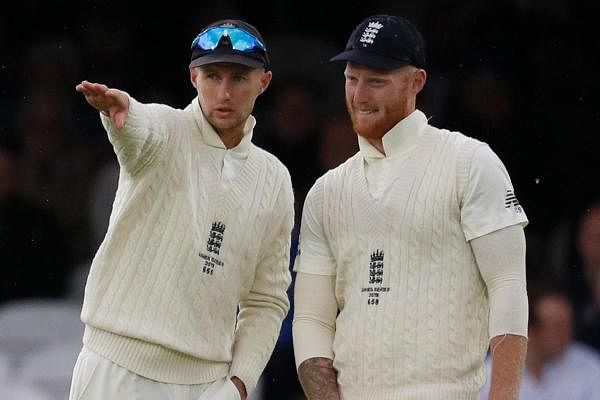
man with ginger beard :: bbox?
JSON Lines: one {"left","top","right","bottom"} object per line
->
{"left": 292, "top": 15, "right": 529, "bottom": 400}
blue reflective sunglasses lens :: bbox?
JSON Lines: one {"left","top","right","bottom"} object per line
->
{"left": 227, "top": 29, "right": 264, "bottom": 51}
{"left": 191, "top": 26, "right": 265, "bottom": 52}
{"left": 195, "top": 28, "right": 224, "bottom": 50}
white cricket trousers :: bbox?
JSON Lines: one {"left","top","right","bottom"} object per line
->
{"left": 69, "top": 347, "right": 241, "bottom": 400}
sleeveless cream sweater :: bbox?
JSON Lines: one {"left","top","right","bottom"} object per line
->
{"left": 317, "top": 127, "right": 486, "bottom": 399}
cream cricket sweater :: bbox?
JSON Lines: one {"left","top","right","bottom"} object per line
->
{"left": 296, "top": 114, "right": 525, "bottom": 399}
{"left": 80, "top": 97, "right": 293, "bottom": 393}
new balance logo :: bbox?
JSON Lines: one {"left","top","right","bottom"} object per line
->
{"left": 504, "top": 189, "right": 520, "bottom": 209}
{"left": 505, "top": 189, "right": 524, "bottom": 214}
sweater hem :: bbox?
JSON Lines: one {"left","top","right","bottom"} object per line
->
{"left": 83, "top": 326, "right": 229, "bottom": 384}
{"left": 340, "top": 388, "right": 480, "bottom": 400}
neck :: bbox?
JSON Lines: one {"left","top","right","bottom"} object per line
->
{"left": 217, "top": 128, "right": 244, "bottom": 149}
{"left": 367, "top": 137, "right": 385, "bottom": 156}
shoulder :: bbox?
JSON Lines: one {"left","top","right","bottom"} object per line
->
{"left": 424, "top": 122, "right": 486, "bottom": 154}
{"left": 252, "top": 145, "right": 289, "bottom": 174}
{"left": 320, "top": 151, "right": 362, "bottom": 183}
{"left": 178, "top": 101, "right": 201, "bottom": 127}
{"left": 128, "top": 99, "right": 195, "bottom": 137}
{"left": 159, "top": 97, "right": 206, "bottom": 134}
{"left": 299, "top": 152, "right": 361, "bottom": 212}
{"left": 131, "top": 97, "right": 186, "bottom": 117}
{"left": 424, "top": 124, "right": 501, "bottom": 182}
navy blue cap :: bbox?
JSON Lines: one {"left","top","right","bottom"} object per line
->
{"left": 331, "top": 15, "right": 426, "bottom": 70}
{"left": 190, "top": 19, "right": 270, "bottom": 70}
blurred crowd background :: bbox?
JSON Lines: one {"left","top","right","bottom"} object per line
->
{"left": 1, "top": 1, "right": 599, "bottom": 399}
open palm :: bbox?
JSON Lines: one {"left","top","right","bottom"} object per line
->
{"left": 75, "top": 80, "right": 129, "bottom": 129}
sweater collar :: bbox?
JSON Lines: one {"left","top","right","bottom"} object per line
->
{"left": 357, "top": 109, "right": 427, "bottom": 160}
{"left": 191, "top": 97, "right": 255, "bottom": 153}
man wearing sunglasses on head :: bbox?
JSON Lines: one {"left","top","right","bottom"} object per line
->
{"left": 72, "top": 19, "right": 293, "bottom": 400}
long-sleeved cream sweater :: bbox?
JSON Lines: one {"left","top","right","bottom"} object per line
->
{"left": 80, "top": 97, "right": 293, "bottom": 394}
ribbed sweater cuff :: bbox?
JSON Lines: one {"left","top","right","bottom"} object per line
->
{"left": 229, "top": 356, "right": 263, "bottom": 395}
{"left": 83, "top": 326, "right": 229, "bottom": 384}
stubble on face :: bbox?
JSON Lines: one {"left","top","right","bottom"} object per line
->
{"left": 203, "top": 102, "right": 249, "bottom": 136}
{"left": 345, "top": 66, "right": 417, "bottom": 140}
{"left": 198, "top": 64, "right": 257, "bottom": 135}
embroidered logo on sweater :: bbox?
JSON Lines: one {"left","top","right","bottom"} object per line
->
{"left": 361, "top": 249, "right": 390, "bottom": 306}
{"left": 504, "top": 189, "right": 523, "bottom": 213}
{"left": 369, "top": 249, "right": 384, "bottom": 284}
{"left": 207, "top": 221, "right": 226, "bottom": 254}
{"left": 359, "top": 21, "right": 384, "bottom": 47}
{"left": 200, "top": 221, "right": 226, "bottom": 275}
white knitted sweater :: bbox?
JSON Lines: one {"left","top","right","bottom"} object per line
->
{"left": 80, "top": 97, "right": 293, "bottom": 393}
{"left": 301, "top": 127, "right": 493, "bottom": 399}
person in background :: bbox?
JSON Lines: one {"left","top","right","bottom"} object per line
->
{"left": 574, "top": 201, "right": 600, "bottom": 351}
{"left": 0, "top": 136, "right": 71, "bottom": 304}
{"left": 482, "top": 285, "right": 600, "bottom": 400}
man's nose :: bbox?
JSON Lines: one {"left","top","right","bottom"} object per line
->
{"left": 217, "top": 81, "right": 233, "bottom": 100}
{"left": 352, "top": 80, "right": 369, "bottom": 104}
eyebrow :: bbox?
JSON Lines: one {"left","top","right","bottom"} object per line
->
{"left": 344, "top": 72, "right": 390, "bottom": 81}
{"left": 201, "top": 65, "right": 252, "bottom": 74}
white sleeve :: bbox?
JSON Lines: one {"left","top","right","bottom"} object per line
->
{"left": 470, "top": 225, "right": 528, "bottom": 339}
{"left": 230, "top": 177, "right": 294, "bottom": 393}
{"left": 461, "top": 145, "right": 528, "bottom": 241}
{"left": 292, "top": 272, "right": 337, "bottom": 369}
{"left": 101, "top": 96, "right": 170, "bottom": 175}
{"left": 293, "top": 177, "right": 337, "bottom": 276}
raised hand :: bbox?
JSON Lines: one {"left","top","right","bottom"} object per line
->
{"left": 75, "top": 80, "right": 130, "bottom": 129}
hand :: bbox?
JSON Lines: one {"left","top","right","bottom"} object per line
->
{"left": 230, "top": 376, "right": 247, "bottom": 400}
{"left": 75, "top": 80, "right": 129, "bottom": 129}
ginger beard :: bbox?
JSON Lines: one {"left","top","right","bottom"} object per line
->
{"left": 345, "top": 96, "right": 410, "bottom": 141}
{"left": 344, "top": 69, "right": 417, "bottom": 141}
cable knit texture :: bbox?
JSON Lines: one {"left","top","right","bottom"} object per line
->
{"left": 318, "top": 126, "right": 487, "bottom": 400}
{"left": 81, "top": 97, "right": 293, "bottom": 394}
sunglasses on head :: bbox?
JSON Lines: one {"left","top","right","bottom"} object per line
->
{"left": 191, "top": 25, "right": 266, "bottom": 53}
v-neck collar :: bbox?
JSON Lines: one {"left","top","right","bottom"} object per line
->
{"left": 351, "top": 127, "right": 437, "bottom": 234}
{"left": 188, "top": 97, "right": 261, "bottom": 219}
{"left": 357, "top": 110, "right": 427, "bottom": 160}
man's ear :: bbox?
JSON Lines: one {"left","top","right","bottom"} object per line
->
{"left": 412, "top": 69, "right": 427, "bottom": 95}
{"left": 190, "top": 67, "right": 199, "bottom": 88}
{"left": 259, "top": 70, "right": 273, "bottom": 94}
